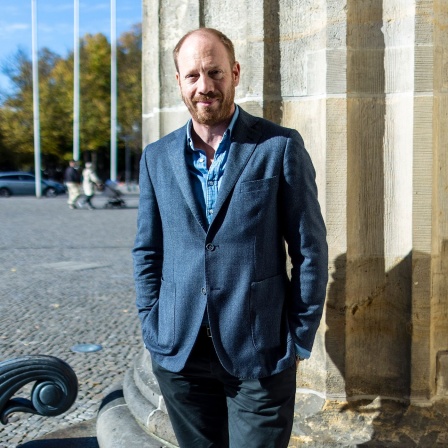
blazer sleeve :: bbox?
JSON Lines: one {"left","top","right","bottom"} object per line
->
{"left": 280, "top": 130, "right": 328, "bottom": 357}
{"left": 132, "top": 148, "right": 164, "bottom": 321}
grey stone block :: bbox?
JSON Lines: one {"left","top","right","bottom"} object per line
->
{"left": 96, "top": 384, "right": 172, "bottom": 448}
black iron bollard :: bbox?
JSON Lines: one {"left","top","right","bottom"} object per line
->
{"left": 0, "top": 355, "right": 78, "bottom": 424}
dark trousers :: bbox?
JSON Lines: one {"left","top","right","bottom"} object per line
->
{"left": 83, "top": 194, "right": 94, "bottom": 207}
{"left": 152, "top": 327, "right": 296, "bottom": 448}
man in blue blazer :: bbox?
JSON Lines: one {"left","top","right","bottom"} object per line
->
{"left": 133, "top": 27, "right": 328, "bottom": 447}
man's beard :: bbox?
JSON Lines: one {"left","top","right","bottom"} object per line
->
{"left": 183, "top": 89, "right": 235, "bottom": 126}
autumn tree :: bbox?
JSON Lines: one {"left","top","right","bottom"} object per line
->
{"left": 117, "top": 23, "right": 142, "bottom": 138}
{"left": 79, "top": 33, "right": 111, "bottom": 155}
{"left": 0, "top": 48, "right": 41, "bottom": 169}
{"left": 117, "top": 23, "right": 142, "bottom": 181}
{"left": 0, "top": 24, "right": 142, "bottom": 178}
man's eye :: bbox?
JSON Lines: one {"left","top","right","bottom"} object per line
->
{"left": 210, "top": 71, "right": 224, "bottom": 79}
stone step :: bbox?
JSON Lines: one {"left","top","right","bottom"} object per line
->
{"left": 123, "top": 349, "right": 177, "bottom": 446}
{"left": 96, "top": 349, "right": 178, "bottom": 448}
{"left": 17, "top": 419, "right": 98, "bottom": 448}
{"left": 97, "top": 350, "right": 178, "bottom": 448}
{"left": 96, "top": 382, "right": 175, "bottom": 448}
{"left": 128, "top": 347, "right": 166, "bottom": 411}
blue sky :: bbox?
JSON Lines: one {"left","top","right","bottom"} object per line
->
{"left": 0, "top": 0, "right": 142, "bottom": 93}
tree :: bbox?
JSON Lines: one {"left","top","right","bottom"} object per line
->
{"left": 0, "top": 48, "right": 59, "bottom": 170}
{"left": 117, "top": 23, "right": 142, "bottom": 137}
{"left": 0, "top": 24, "right": 142, "bottom": 178}
{"left": 79, "top": 33, "right": 111, "bottom": 153}
{"left": 39, "top": 49, "right": 73, "bottom": 162}
{"left": 117, "top": 23, "right": 142, "bottom": 181}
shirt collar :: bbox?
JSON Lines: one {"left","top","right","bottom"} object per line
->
{"left": 187, "top": 105, "right": 240, "bottom": 150}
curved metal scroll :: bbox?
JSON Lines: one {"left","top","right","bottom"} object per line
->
{"left": 0, "top": 355, "right": 78, "bottom": 424}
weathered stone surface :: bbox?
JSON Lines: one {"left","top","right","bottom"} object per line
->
{"left": 138, "top": 0, "right": 448, "bottom": 443}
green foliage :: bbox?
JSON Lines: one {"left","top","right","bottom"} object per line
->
{"left": 0, "top": 25, "right": 142, "bottom": 176}
{"left": 0, "top": 49, "right": 36, "bottom": 168}
{"left": 80, "top": 33, "right": 111, "bottom": 152}
{"left": 117, "top": 23, "right": 142, "bottom": 142}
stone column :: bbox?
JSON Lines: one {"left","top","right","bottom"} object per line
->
{"left": 98, "top": 1, "right": 448, "bottom": 446}
{"left": 344, "top": 0, "right": 414, "bottom": 401}
{"left": 412, "top": 0, "right": 448, "bottom": 402}
{"left": 142, "top": 0, "right": 201, "bottom": 147}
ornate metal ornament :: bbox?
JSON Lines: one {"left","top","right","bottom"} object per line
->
{"left": 0, "top": 355, "right": 78, "bottom": 424}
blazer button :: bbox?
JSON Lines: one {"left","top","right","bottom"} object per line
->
{"left": 201, "top": 287, "right": 207, "bottom": 295}
{"left": 206, "top": 243, "right": 215, "bottom": 251}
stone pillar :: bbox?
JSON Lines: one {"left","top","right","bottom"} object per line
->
{"left": 412, "top": 0, "right": 448, "bottom": 402}
{"left": 344, "top": 0, "right": 414, "bottom": 400}
{"left": 102, "top": 0, "right": 448, "bottom": 446}
{"left": 142, "top": 0, "right": 201, "bottom": 146}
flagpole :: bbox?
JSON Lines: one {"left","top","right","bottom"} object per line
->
{"left": 73, "top": 0, "right": 80, "bottom": 161}
{"left": 31, "top": 0, "right": 42, "bottom": 197}
{"left": 110, "top": 0, "right": 117, "bottom": 181}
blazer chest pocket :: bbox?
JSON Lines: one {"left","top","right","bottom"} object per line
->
{"left": 239, "top": 176, "right": 278, "bottom": 194}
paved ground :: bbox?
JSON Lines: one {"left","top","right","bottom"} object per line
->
{"left": 0, "top": 193, "right": 142, "bottom": 447}
{"left": 3, "top": 194, "right": 448, "bottom": 448}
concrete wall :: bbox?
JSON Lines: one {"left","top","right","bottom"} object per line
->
{"left": 142, "top": 0, "right": 448, "bottom": 405}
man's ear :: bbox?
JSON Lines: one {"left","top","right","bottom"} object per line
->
{"left": 233, "top": 62, "right": 241, "bottom": 87}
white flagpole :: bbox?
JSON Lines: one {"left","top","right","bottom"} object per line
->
{"left": 31, "top": 0, "right": 42, "bottom": 197}
{"left": 73, "top": 0, "right": 80, "bottom": 161}
{"left": 110, "top": 0, "right": 117, "bottom": 181}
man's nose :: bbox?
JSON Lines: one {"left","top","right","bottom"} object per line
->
{"left": 197, "top": 74, "right": 214, "bottom": 95}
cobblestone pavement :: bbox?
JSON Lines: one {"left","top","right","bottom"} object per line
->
{"left": 0, "top": 194, "right": 142, "bottom": 447}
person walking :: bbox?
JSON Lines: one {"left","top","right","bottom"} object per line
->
{"left": 81, "top": 162, "right": 102, "bottom": 209}
{"left": 63, "top": 160, "right": 81, "bottom": 209}
{"left": 132, "top": 27, "right": 328, "bottom": 448}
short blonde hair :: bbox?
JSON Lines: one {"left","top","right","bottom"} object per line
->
{"left": 173, "top": 28, "right": 236, "bottom": 72}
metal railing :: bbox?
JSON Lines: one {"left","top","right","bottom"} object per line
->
{"left": 0, "top": 355, "right": 78, "bottom": 424}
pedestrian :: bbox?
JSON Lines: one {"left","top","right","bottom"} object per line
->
{"left": 132, "top": 27, "right": 328, "bottom": 448}
{"left": 81, "top": 162, "right": 102, "bottom": 209}
{"left": 63, "top": 160, "right": 81, "bottom": 210}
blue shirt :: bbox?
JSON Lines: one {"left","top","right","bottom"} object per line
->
{"left": 186, "top": 106, "right": 239, "bottom": 226}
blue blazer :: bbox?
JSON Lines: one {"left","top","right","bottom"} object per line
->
{"left": 133, "top": 107, "right": 328, "bottom": 379}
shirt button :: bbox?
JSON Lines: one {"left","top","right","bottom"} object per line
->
{"left": 206, "top": 243, "right": 215, "bottom": 251}
{"left": 201, "top": 287, "right": 207, "bottom": 295}
{"left": 207, "top": 180, "right": 214, "bottom": 186}
{"left": 208, "top": 209, "right": 214, "bottom": 215}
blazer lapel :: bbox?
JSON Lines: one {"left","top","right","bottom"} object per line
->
{"left": 212, "top": 111, "right": 262, "bottom": 219}
{"left": 167, "top": 110, "right": 262, "bottom": 233}
{"left": 167, "top": 129, "right": 208, "bottom": 233}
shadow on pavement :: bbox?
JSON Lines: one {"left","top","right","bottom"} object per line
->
{"left": 17, "top": 419, "right": 99, "bottom": 448}
{"left": 18, "top": 437, "right": 99, "bottom": 448}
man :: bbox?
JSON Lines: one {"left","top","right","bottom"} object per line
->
{"left": 63, "top": 160, "right": 81, "bottom": 209}
{"left": 133, "top": 28, "right": 328, "bottom": 447}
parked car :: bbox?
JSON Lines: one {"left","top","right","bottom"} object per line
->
{"left": 0, "top": 172, "right": 66, "bottom": 198}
